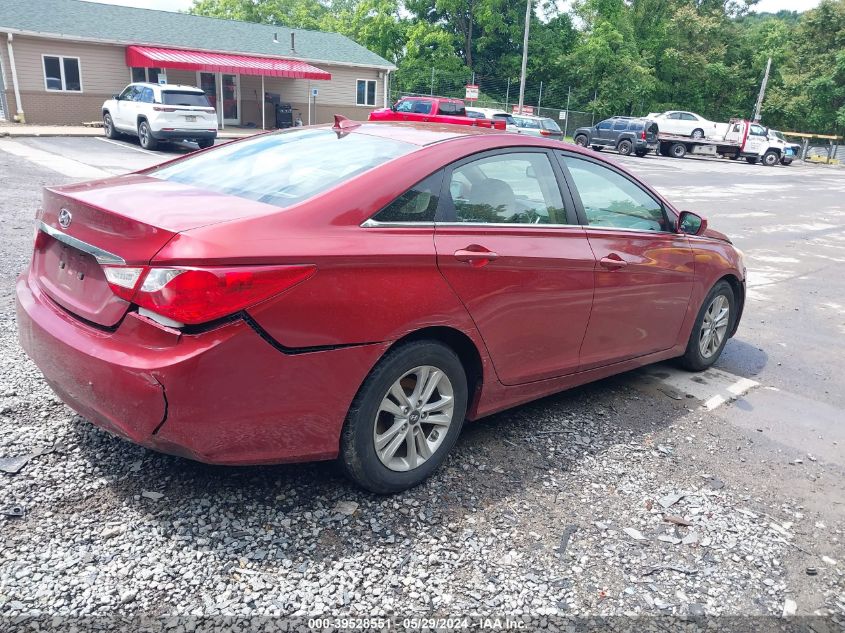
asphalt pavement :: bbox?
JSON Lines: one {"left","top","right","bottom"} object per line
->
{"left": 0, "top": 134, "right": 843, "bottom": 624}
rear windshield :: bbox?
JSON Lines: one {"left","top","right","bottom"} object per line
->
{"left": 542, "top": 119, "right": 562, "bottom": 132}
{"left": 161, "top": 91, "right": 211, "bottom": 107}
{"left": 151, "top": 129, "right": 414, "bottom": 208}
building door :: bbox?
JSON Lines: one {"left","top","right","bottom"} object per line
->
{"left": 198, "top": 72, "right": 240, "bottom": 126}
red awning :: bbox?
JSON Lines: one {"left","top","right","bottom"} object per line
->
{"left": 125, "top": 45, "right": 331, "bottom": 80}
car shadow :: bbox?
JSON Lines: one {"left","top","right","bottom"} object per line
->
{"left": 65, "top": 338, "right": 758, "bottom": 568}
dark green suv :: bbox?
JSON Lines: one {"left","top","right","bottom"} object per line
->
{"left": 573, "top": 117, "right": 659, "bottom": 157}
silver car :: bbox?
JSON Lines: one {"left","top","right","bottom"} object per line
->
{"left": 512, "top": 114, "right": 564, "bottom": 139}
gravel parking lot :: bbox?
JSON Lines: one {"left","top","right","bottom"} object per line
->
{"left": 1, "top": 136, "right": 843, "bottom": 629}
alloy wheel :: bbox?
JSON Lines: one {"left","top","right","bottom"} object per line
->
{"left": 373, "top": 366, "right": 454, "bottom": 472}
{"left": 698, "top": 295, "right": 730, "bottom": 358}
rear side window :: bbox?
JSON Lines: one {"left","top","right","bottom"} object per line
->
{"left": 629, "top": 122, "right": 644, "bottom": 131}
{"left": 542, "top": 119, "right": 562, "bottom": 132}
{"left": 151, "top": 129, "right": 414, "bottom": 208}
{"left": 494, "top": 114, "right": 517, "bottom": 126}
{"left": 516, "top": 117, "right": 541, "bottom": 129}
{"left": 612, "top": 120, "right": 627, "bottom": 131}
{"left": 162, "top": 91, "right": 210, "bottom": 107}
{"left": 372, "top": 171, "right": 443, "bottom": 223}
{"left": 413, "top": 101, "right": 433, "bottom": 114}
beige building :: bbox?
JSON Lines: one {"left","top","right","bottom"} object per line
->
{"left": 0, "top": 0, "right": 395, "bottom": 128}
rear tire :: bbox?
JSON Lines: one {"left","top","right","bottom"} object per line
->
{"left": 617, "top": 139, "right": 633, "bottom": 156}
{"left": 745, "top": 157, "right": 758, "bottom": 164}
{"left": 103, "top": 112, "right": 118, "bottom": 139}
{"left": 670, "top": 142, "right": 687, "bottom": 158}
{"left": 138, "top": 120, "right": 158, "bottom": 150}
{"left": 678, "top": 281, "right": 736, "bottom": 372}
{"left": 197, "top": 139, "right": 214, "bottom": 150}
{"left": 339, "top": 340, "right": 468, "bottom": 494}
{"left": 574, "top": 134, "right": 588, "bottom": 147}
{"left": 762, "top": 151, "right": 779, "bottom": 167}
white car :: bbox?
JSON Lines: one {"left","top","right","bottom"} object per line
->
{"left": 465, "top": 107, "right": 521, "bottom": 133}
{"left": 647, "top": 111, "right": 716, "bottom": 139}
{"left": 102, "top": 83, "right": 218, "bottom": 150}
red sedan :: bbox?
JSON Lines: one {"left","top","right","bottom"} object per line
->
{"left": 16, "top": 119, "right": 745, "bottom": 493}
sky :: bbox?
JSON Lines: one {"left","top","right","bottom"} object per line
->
{"left": 88, "top": 0, "right": 822, "bottom": 15}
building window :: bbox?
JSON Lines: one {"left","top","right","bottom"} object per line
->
{"left": 356, "top": 79, "right": 376, "bottom": 106}
{"left": 130, "top": 67, "right": 164, "bottom": 83}
{"left": 43, "top": 56, "right": 82, "bottom": 92}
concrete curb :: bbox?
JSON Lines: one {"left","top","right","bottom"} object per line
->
{"left": 0, "top": 128, "right": 261, "bottom": 140}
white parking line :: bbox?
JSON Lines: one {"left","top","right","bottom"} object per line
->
{"left": 95, "top": 136, "right": 159, "bottom": 156}
{"left": 0, "top": 139, "right": 112, "bottom": 179}
{"left": 636, "top": 365, "right": 760, "bottom": 411}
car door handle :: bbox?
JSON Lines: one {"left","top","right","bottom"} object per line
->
{"left": 454, "top": 246, "right": 498, "bottom": 266}
{"left": 600, "top": 255, "right": 628, "bottom": 270}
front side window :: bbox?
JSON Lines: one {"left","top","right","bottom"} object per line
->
{"left": 151, "top": 129, "right": 413, "bottom": 208}
{"left": 43, "top": 55, "right": 81, "bottom": 92}
{"left": 357, "top": 79, "right": 376, "bottom": 106}
{"left": 750, "top": 124, "right": 767, "bottom": 136}
{"left": 666, "top": 112, "right": 682, "bottom": 120}
{"left": 559, "top": 155, "right": 668, "bottom": 232}
{"left": 596, "top": 120, "right": 612, "bottom": 131}
{"left": 445, "top": 152, "right": 566, "bottom": 225}
{"left": 372, "top": 171, "right": 443, "bottom": 223}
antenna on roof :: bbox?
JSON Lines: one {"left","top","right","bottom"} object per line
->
{"left": 273, "top": 32, "right": 279, "bottom": 44}
{"left": 290, "top": 32, "right": 296, "bottom": 54}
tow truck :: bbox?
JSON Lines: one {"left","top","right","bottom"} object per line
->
{"left": 656, "top": 118, "right": 794, "bottom": 166}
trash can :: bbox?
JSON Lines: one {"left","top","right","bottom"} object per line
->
{"left": 275, "top": 103, "right": 293, "bottom": 129}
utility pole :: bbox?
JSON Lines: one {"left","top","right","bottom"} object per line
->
{"left": 430, "top": 67, "right": 435, "bottom": 96}
{"left": 752, "top": 57, "right": 771, "bottom": 122}
{"left": 517, "top": 0, "right": 532, "bottom": 115}
{"left": 537, "top": 81, "right": 543, "bottom": 112}
{"left": 505, "top": 78, "right": 510, "bottom": 111}
{"left": 563, "top": 86, "right": 571, "bottom": 138}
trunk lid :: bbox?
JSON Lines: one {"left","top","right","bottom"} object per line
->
{"left": 33, "top": 174, "right": 278, "bottom": 327}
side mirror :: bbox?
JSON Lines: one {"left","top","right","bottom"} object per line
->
{"left": 525, "top": 165, "right": 536, "bottom": 178}
{"left": 677, "top": 210, "right": 708, "bottom": 236}
{"left": 113, "top": 94, "right": 121, "bottom": 100}
{"left": 390, "top": 103, "right": 398, "bottom": 112}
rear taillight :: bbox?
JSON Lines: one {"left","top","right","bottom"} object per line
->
{"left": 641, "top": 130, "right": 646, "bottom": 140}
{"left": 102, "top": 265, "right": 315, "bottom": 325}
{"left": 540, "top": 129, "right": 552, "bottom": 136}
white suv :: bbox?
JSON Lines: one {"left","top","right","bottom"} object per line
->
{"left": 102, "top": 83, "right": 218, "bottom": 150}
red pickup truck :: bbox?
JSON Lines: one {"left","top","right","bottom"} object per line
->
{"left": 368, "top": 96, "right": 506, "bottom": 129}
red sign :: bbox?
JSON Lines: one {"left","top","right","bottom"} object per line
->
{"left": 465, "top": 84, "right": 479, "bottom": 101}
{"left": 511, "top": 105, "right": 534, "bottom": 115}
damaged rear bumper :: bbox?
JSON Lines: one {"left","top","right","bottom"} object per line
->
{"left": 16, "top": 273, "right": 388, "bottom": 465}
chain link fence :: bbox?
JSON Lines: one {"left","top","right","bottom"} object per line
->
{"left": 389, "top": 70, "right": 601, "bottom": 139}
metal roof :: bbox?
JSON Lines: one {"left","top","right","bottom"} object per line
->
{"left": 0, "top": 0, "right": 395, "bottom": 70}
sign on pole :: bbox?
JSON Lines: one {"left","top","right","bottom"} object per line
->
{"left": 465, "top": 84, "right": 479, "bottom": 101}
{"left": 559, "top": 111, "right": 567, "bottom": 120}
{"left": 512, "top": 104, "right": 534, "bottom": 115}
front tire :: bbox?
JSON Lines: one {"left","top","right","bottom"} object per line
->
{"left": 138, "top": 120, "right": 158, "bottom": 150}
{"left": 691, "top": 128, "right": 704, "bottom": 139}
{"left": 678, "top": 281, "right": 736, "bottom": 371}
{"left": 339, "top": 340, "right": 468, "bottom": 494}
{"left": 762, "top": 151, "right": 779, "bottom": 167}
{"left": 617, "top": 139, "right": 633, "bottom": 156}
{"left": 574, "top": 134, "right": 588, "bottom": 147}
{"left": 103, "top": 112, "right": 118, "bottom": 139}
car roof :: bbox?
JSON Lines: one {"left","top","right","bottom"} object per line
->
{"left": 336, "top": 121, "right": 502, "bottom": 146}
{"left": 130, "top": 82, "right": 204, "bottom": 92}
{"left": 512, "top": 114, "right": 552, "bottom": 121}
